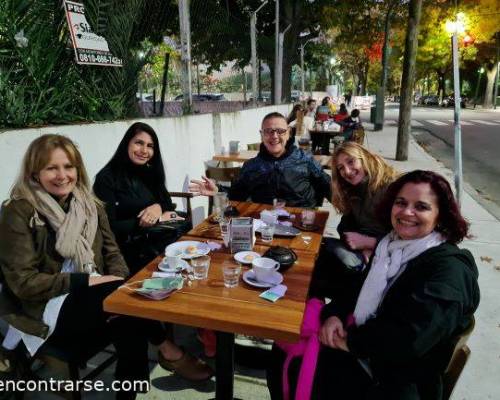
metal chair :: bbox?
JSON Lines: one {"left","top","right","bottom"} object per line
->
{"left": 205, "top": 164, "right": 241, "bottom": 214}
{"left": 442, "top": 316, "right": 475, "bottom": 400}
{"left": 247, "top": 143, "right": 260, "bottom": 151}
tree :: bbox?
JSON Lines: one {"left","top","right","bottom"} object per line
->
{"left": 189, "top": 0, "right": 334, "bottom": 103}
{"left": 416, "top": 0, "right": 499, "bottom": 106}
{"left": 396, "top": 0, "right": 423, "bottom": 161}
{"left": 0, "top": 0, "right": 177, "bottom": 128}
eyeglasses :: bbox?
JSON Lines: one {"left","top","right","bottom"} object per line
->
{"left": 261, "top": 128, "right": 288, "bottom": 137}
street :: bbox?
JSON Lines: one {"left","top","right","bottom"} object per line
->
{"left": 362, "top": 104, "right": 500, "bottom": 219}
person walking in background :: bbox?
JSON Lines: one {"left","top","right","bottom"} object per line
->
{"left": 345, "top": 91, "right": 352, "bottom": 107}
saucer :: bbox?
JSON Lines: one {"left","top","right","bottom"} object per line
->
{"left": 165, "top": 241, "right": 210, "bottom": 259}
{"left": 158, "top": 259, "right": 189, "bottom": 273}
{"left": 234, "top": 251, "right": 261, "bottom": 265}
{"left": 242, "top": 270, "right": 283, "bottom": 288}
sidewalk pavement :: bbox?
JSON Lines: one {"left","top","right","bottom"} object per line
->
{"left": 27, "top": 124, "right": 500, "bottom": 400}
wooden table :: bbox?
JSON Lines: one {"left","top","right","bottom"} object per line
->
{"left": 309, "top": 129, "right": 344, "bottom": 155}
{"left": 188, "top": 201, "right": 329, "bottom": 255}
{"left": 213, "top": 151, "right": 331, "bottom": 169}
{"left": 104, "top": 236, "right": 317, "bottom": 399}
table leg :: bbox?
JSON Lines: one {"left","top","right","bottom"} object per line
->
{"left": 322, "top": 135, "right": 330, "bottom": 155}
{"left": 216, "top": 331, "right": 235, "bottom": 400}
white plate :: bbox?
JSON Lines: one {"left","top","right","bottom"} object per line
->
{"left": 165, "top": 241, "right": 210, "bottom": 259}
{"left": 234, "top": 251, "right": 261, "bottom": 265}
{"left": 242, "top": 270, "right": 283, "bottom": 288}
{"left": 158, "top": 258, "right": 190, "bottom": 273}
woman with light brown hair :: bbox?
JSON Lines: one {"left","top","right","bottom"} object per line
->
{"left": 310, "top": 142, "right": 398, "bottom": 299}
{"left": 0, "top": 134, "right": 211, "bottom": 399}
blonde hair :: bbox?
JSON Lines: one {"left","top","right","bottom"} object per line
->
{"left": 10, "top": 134, "right": 95, "bottom": 207}
{"left": 331, "top": 142, "right": 398, "bottom": 214}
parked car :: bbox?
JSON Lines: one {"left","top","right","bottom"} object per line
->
{"left": 174, "top": 93, "right": 226, "bottom": 101}
{"left": 423, "top": 95, "right": 440, "bottom": 106}
{"left": 136, "top": 93, "right": 155, "bottom": 102}
{"left": 441, "top": 94, "right": 467, "bottom": 108}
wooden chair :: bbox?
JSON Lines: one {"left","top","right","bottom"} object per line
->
{"left": 0, "top": 319, "right": 115, "bottom": 400}
{"left": 33, "top": 342, "right": 117, "bottom": 400}
{"left": 352, "top": 127, "right": 365, "bottom": 145}
{"left": 442, "top": 317, "right": 475, "bottom": 400}
{"left": 170, "top": 191, "right": 194, "bottom": 223}
{"left": 205, "top": 164, "right": 241, "bottom": 214}
{"left": 247, "top": 143, "right": 260, "bottom": 151}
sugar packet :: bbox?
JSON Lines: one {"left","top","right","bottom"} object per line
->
{"left": 259, "top": 284, "right": 287, "bottom": 302}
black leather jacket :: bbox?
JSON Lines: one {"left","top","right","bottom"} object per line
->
{"left": 229, "top": 144, "right": 331, "bottom": 207}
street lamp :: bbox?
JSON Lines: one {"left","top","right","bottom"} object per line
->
{"left": 445, "top": 12, "right": 465, "bottom": 208}
{"left": 300, "top": 38, "right": 314, "bottom": 99}
{"left": 250, "top": 0, "right": 268, "bottom": 106}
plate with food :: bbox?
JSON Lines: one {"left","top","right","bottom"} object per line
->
{"left": 165, "top": 241, "right": 210, "bottom": 259}
{"left": 234, "top": 251, "right": 261, "bottom": 265}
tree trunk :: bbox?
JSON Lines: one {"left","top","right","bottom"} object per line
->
{"left": 483, "top": 65, "right": 497, "bottom": 108}
{"left": 396, "top": 0, "right": 423, "bottom": 161}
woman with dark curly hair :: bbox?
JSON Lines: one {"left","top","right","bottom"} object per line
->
{"left": 268, "top": 170, "right": 480, "bottom": 400}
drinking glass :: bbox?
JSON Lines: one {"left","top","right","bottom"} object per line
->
{"left": 222, "top": 263, "right": 241, "bottom": 288}
{"left": 273, "top": 198, "right": 286, "bottom": 210}
{"left": 213, "top": 192, "right": 229, "bottom": 221}
{"left": 260, "top": 224, "right": 275, "bottom": 243}
{"left": 191, "top": 256, "right": 211, "bottom": 280}
{"left": 219, "top": 218, "right": 231, "bottom": 247}
{"left": 301, "top": 209, "right": 316, "bottom": 227}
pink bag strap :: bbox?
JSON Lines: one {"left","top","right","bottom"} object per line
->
{"left": 276, "top": 298, "right": 324, "bottom": 400}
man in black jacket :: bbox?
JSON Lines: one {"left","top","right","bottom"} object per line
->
{"left": 189, "top": 112, "right": 332, "bottom": 207}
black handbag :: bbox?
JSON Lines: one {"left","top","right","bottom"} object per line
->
{"left": 123, "top": 219, "right": 192, "bottom": 273}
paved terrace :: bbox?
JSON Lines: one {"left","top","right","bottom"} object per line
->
{"left": 26, "top": 123, "right": 500, "bottom": 400}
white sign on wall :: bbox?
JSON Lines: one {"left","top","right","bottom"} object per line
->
{"left": 64, "top": 0, "right": 123, "bottom": 67}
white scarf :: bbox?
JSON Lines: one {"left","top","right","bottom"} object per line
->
{"left": 31, "top": 184, "right": 98, "bottom": 273}
{"left": 353, "top": 230, "right": 445, "bottom": 326}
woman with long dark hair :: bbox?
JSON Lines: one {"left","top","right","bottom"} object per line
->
{"left": 94, "top": 122, "right": 191, "bottom": 274}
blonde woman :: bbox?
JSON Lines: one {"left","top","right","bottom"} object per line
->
{"left": 0, "top": 134, "right": 210, "bottom": 399}
{"left": 310, "top": 142, "right": 398, "bottom": 298}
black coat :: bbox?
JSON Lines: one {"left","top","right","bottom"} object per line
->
{"left": 93, "top": 165, "right": 175, "bottom": 244}
{"left": 229, "top": 144, "right": 331, "bottom": 207}
{"left": 321, "top": 242, "right": 480, "bottom": 399}
{"left": 93, "top": 165, "right": 189, "bottom": 273}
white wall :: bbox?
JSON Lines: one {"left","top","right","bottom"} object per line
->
{"left": 0, "top": 105, "right": 291, "bottom": 222}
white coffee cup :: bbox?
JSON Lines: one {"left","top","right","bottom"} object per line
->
{"left": 252, "top": 257, "right": 279, "bottom": 283}
{"left": 164, "top": 248, "right": 182, "bottom": 269}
